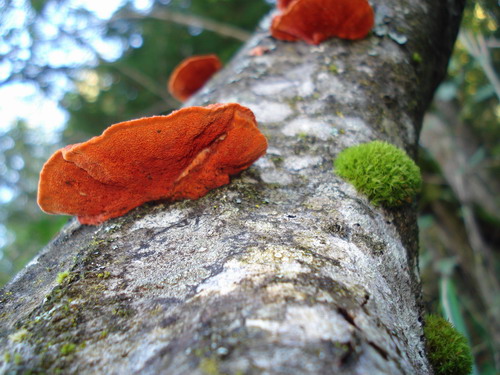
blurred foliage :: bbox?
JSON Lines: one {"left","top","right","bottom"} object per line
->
{"left": 63, "top": 0, "right": 271, "bottom": 140}
{"left": 0, "top": 121, "right": 68, "bottom": 285}
{"left": 436, "top": 0, "right": 499, "bottom": 157}
{"left": 419, "top": 1, "right": 499, "bottom": 374}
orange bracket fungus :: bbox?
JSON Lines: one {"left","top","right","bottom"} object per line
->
{"left": 277, "top": 0, "right": 294, "bottom": 10}
{"left": 168, "top": 54, "right": 222, "bottom": 102}
{"left": 271, "top": 0, "right": 374, "bottom": 45}
{"left": 37, "top": 103, "right": 268, "bottom": 225}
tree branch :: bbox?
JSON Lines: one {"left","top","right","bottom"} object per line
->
{"left": 460, "top": 31, "right": 500, "bottom": 100}
{"left": 114, "top": 9, "right": 251, "bottom": 42}
{"left": 110, "top": 63, "right": 173, "bottom": 104}
{"left": 0, "top": 1, "right": 465, "bottom": 374}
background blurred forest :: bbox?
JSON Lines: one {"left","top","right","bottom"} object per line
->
{"left": 0, "top": 0, "right": 498, "bottom": 373}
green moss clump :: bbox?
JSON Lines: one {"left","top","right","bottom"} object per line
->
{"left": 60, "top": 343, "right": 76, "bottom": 356}
{"left": 56, "top": 271, "right": 70, "bottom": 284}
{"left": 97, "top": 271, "right": 110, "bottom": 279}
{"left": 199, "top": 357, "right": 220, "bottom": 375}
{"left": 412, "top": 52, "right": 423, "bottom": 64}
{"left": 8, "top": 328, "right": 29, "bottom": 343}
{"left": 13, "top": 353, "right": 23, "bottom": 365}
{"left": 334, "top": 141, "right": 421, "bottom": 207}
{"left": 99, "top": 330, "right": 108, "bottom": 339}
{"left": 424, "top": 315, "right": 473, "bottom": 375}
{"left": 328, "top": 64, "right": 339, "bottom": 73}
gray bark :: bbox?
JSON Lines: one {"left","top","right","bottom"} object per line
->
{"left": 0, "top": 1, "right": 464, "bottom": 374}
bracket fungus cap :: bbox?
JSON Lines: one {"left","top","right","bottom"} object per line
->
{"left": 168, "top": 54, "right": 222, "bottom": 102}
{"left": 277, "top": 0, "right": 294, "bottom": 10}
{"left": 38, "top": 103, "right": 267, "bottom": 225}
{"left": 271, "top": 0, "right": 374, "bottom": 45}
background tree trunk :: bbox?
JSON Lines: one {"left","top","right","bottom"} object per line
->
{"left": 0, "top": 0, "right": 464, "bottom": 374}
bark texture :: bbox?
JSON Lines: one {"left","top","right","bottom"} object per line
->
{"left": 0, "top": 1, "right": 464, "bottom": 374}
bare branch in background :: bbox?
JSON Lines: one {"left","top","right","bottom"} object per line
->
{"left": 113, "top": 9, "right": 252, "bottom": 42}
{"left": 110, "top": 63, "right": 173, "bottom": 104}
{"left": 460, "top": 31, "right": 500, "bottom": 99}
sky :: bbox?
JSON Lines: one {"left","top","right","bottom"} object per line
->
{"left": 0, "top": 0, "right": 155, "bottom": 133}
{"left": 0, "top": 0, "right": 274, "bottom": 134}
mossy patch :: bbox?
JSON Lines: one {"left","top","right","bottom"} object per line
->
{"left": 328, "top": 64, "right": 339, "bottom": 73}
{"left": 56, "top": 271, "right": 70, "bottom": 284}
{"left": 412, "top": 52, "right": 423, "bottom": 64}
{"left": 60, "top": 343, "right": 76, "bottom": 356}
{"left": 334, "top": 141, "right": 421, "bottom": 207}
{"left": 4, "top": 236, "right": 136, "bottom": 374}
{"left": 424, "top": 314, "right": 473, "bottom": 375}
{"left": 8, "top": 328, "right": 29, "bottom": 343}
{"left": 199, "top": 356, "right": 221, "bottom": 375}
{"left": 97, "top": 271, "right": 110, "bottom": 279}
{"left": 13, "top": 353, "right": 23, "bottom": 365}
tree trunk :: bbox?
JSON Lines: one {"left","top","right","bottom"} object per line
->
{"left": 0, "top": 1, "right": 464, "bottom": 374}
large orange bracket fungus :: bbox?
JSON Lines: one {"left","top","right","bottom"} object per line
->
{"left": 271, "top": 0, "right": 374, "bottom": 45}
{"left": 37, "top": 103, "right": 268, "bottom": 225}
{"left": 168, "top": 54, "right": 222, "bottom": 102}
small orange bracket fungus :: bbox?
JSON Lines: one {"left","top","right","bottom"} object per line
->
{"left": 271, "top": 0, "right": 374, "bottom": 45}
{"left": 168, "top": 54, "right": 222, "bottom": 102}
{"left": 248, "top": 46, "right": 271, "bottom": 56}
{"left": 277, "top": 0, "right": 294, "bottom": 10}
{"left": 37, "top": 103, "right": 268, "bottom": 225}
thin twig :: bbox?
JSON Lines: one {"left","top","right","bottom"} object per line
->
{"left": 460, "top": 30, "right": 500, "bottom": 100}
{"left": 110, "top": 63, "right": 171, "bottom": 103}
{"left": 113, "top": 9, "right": 251, "bottom": 42}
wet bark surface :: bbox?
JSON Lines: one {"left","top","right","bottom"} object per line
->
{"left": 0, "top": 0, "right": 464, "bottom": 374}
